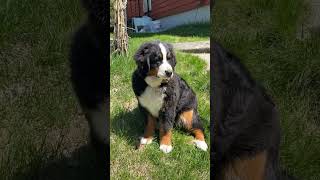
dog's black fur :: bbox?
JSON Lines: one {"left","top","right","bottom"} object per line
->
{"left": 132, "top": 41, "right": 204, "bottom": 140}
{"left": 69, "top": 0, "right": 108, "bottom": 174}
{"left": 212, "top": 42, "right": 295, "bottom": 180}
{"left": 132, "top": 73, "right": 204, "bottom": 133}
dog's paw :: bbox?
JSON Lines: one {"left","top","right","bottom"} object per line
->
{"left": 136, "top": 137, "right": 153, "bottom": 150}
{"left": 193, "top": 140, "right": 208, "bottom": 151}
{"left": 140, "top": 137, "right": 153, "bottom": 145}
{"left": 159, "top": 144, "right": 173, "bottom": 153}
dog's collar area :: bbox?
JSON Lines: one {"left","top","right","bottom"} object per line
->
{"left": 144, "top": 74, "right": 173, "bottom": 88}
{"left": 160, "top": 82, "right": 168, "bottom": 87}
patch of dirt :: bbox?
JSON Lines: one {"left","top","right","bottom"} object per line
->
{"left": 123, "top": 98, "right": 138, "bottom": 112}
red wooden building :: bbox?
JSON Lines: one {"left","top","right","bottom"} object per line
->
{"left": 127, "top": 0, "right": 210, "bottom": 20}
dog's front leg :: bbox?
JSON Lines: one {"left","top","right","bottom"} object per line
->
{"left": 139, "top": 113, "right": 156, "bottom": 147}
{"left": 159, "top": 120, "right": 173, "bottom": 153}
{"left": 158, "top": 100, "right": 176, "bottom": 154}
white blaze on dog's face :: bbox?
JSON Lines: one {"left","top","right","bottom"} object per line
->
{"left": 142, "top": 42, "right": 175, "bottom": 87}
{"left": 157, "top": 43, "right": 173, "bottom": 79}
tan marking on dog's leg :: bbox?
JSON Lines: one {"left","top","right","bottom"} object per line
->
{"left": 192, "top": 129, "right": 205, "bottom": 141}
{"left": 144, "top": 114, "right": 156, "bottom": 139}
{"left": 139, "top": 114, "right": 156, "bottom": 146}
{"left": 191, "top": 129, "right": 207, "bottom": 151}
{"left": 180, "top": 109, "right": 207, "bottom": 151}
{"left": 159, "top": 124, "right": 172, "bottom": 145}
{"left": 180, "top": 109, "right": 205, "bottom": 141}
{"left": 159, "top": 123, "right": 173, "bottom": 153}
{"left": 179, "top": 109, "right": 193, "bottom": 129}
{"left": 223, "top": 151, "right": 267, "bottom": 180}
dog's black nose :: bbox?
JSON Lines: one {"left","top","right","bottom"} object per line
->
{"left": 165, "top": 70, "right": 172, "bottom": 77}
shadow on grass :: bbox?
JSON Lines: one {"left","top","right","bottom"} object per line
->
{"left": 11, "top": 145, "right": 107, "bottom": 180}
{"left": 111, "top": 107, "right": 144, "bottom": 148}
{"left": 128, "top": 23, "right": 210, "bottom": 39}
{"left": 111, "top": 107, "right": 210, "bottom": 148}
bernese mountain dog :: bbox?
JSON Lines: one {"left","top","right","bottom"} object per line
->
{"left": 69, "top": 0, "right": 108, "bottom": 169}
{"left": 132, "top": 41, "right": 208, "bottom": 153}
{"left": 212, "top": 42, "right": 296, "bottom": 180}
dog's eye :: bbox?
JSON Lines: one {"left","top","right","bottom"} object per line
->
{"left": 156, "top": 55, "right": 163, "bottom": 61}
{"left": 167, "top": 53, "right": 171, "bottom": 59}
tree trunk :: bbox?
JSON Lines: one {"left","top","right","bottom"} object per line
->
{"left": 113, "top": 0, "right": 128, "bottom": 55}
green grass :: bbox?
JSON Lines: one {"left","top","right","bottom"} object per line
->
{"left": 110, "top": 29, "right": 210, "bottom": 179}
{"left": 212, "top": 0, "right": 320, "bottom": 179}
{"left": 0, "top": 0, "right": 105, "bottom": 179}
{"left": 111, "top": 23, "right": 210, "bottom": 43}
{"left": 124, "top": 23, "right": 210, "bottom": 43}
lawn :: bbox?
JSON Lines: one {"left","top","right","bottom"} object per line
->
{"left": 0, "top": 0, "right": 106, "bottom": 179}
{"left": 212, "top": 0, "right": 320, "bottom": 179}
{"left": 111, "top": 23, "right": 210, "bottom": 43}
{"left": 110, "top": 25, "right": 210, "bottom": 179}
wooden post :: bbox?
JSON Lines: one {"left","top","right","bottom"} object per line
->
{"left": 113, "top": 0, "right": 128, "bottom": 55}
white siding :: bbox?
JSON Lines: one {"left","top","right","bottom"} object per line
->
{"left": 157, "top": 5, "right": 210, "bottom": 30}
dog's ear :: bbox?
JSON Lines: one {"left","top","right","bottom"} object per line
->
{"left": 166, "top": 43, "right": 177, "bottom": 68}
{"left": 134, "top": 43, "right": 151, "bottom": 66}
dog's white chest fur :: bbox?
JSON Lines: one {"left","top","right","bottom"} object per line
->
{"left": 138, "top": 86, "right": 165, "bottom": 117}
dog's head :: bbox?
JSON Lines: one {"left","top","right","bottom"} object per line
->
{"left": 134, "top": 41, "right": 177, "bottom": 85}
